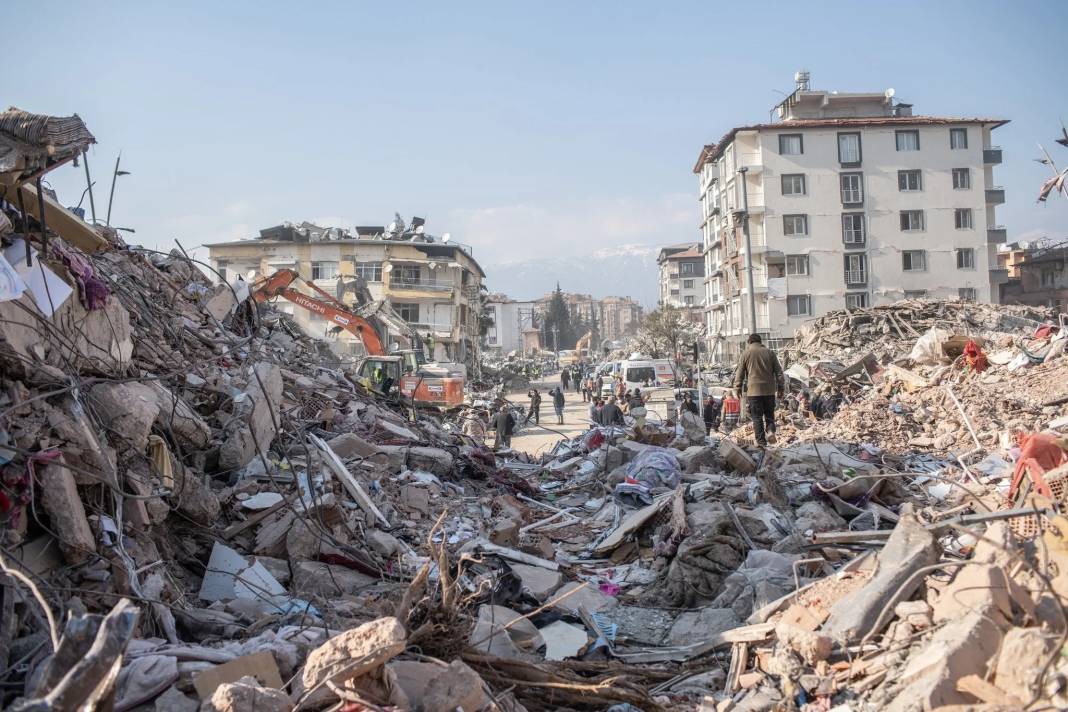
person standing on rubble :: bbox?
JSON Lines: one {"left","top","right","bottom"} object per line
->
{"left": 525, "top": 388, "right": 541, "bottom": 425}
{"left": 733, "top": 334, "right": 785, "bottom": 448}
{"left": 492, "top": 405, "right": 515, "bottom": 449}
{"left": 550, "top": 386, "right": 566, "bottom": 424}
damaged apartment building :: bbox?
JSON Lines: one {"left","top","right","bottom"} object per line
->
{"left": 695, "top": 72, "right": 1009, "bottom": 363}
{"left": 206, "top": 217, "right": 485, "bottom": 369}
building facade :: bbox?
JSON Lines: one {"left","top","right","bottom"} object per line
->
{"left": 483, "top": 295, "right": 539, "bottom": 356}
{"left": 999, "top": 240, "right": 1068, "bottom": 311}
{"left": 532, "top": 291, "right": 644, "bottom": 345}
{"left": 657, "top": 243, "right": 706, "bottom": 311}
{"left": 695, "top": 76, "right": 1007, "bottom": 363}
{"left": 206, "top": 221, "right": 485, "bottom": 368}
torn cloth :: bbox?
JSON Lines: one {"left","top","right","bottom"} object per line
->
{"left": 51, "top": 241, "right": 109, "bottom": 309}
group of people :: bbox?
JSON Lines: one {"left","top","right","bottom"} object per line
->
{"left": 523, "top": 386, "right": 567, "bottom": 426}
{"left": 587, "top": 388, "right": 646, "bottom": 428}
{"left": 560, "top": 364, "right": 603, "bottom": 403}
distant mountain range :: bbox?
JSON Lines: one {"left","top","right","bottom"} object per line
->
{"left": 483, "top": 243, "right": 663, "bottom": 307}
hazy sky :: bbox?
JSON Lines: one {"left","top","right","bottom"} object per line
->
{"left": 7, "top": 0, "right": 1067, "bottom": 276}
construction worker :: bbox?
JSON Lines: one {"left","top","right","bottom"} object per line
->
{"left": 733, "top": 334, "right": 785, "bottom": 447}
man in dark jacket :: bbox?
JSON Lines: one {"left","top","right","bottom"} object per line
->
{"left": 493, "top": 405, "right": 514, "bottom": 449}
{"left": 561, "top": 369, "right": 571, "bottom": 390}
{"left": 599, "top": 396, "right": 625, "bottom": 427}
{"left": 525, "top": 389, "right": 541, "bottom": 425}
{"left": 551, "top": 387, "right": 566, "bottom": 424}
{"left": 733, "top": 334, "right": 785, "bottom": 447}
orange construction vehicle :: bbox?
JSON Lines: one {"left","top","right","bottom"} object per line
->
{"left": 252, "top": 269, "right": 465, "bottom": 409}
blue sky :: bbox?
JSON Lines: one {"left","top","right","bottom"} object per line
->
{"left": 7, "top": 0, "right": 1067, "bottom": 289}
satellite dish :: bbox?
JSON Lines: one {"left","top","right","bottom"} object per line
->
{"left": 885, "top": 88, "right": 896, "bottom": 99}
{"left": 441, "top": 233, "right": 451, "bottom": 244}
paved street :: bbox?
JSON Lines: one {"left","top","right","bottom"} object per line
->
{"left": 505, "top": 374, "right": 595, "bottom": 456}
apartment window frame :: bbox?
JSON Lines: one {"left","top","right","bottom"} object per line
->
{"left": 895, "top": 129, "right": 920, "bottom": 151}
{"left": 898, "top": 169, "right": 922, "bottom": 192}
{"left": 902, "top": 250, "right": 927, "bottom": 272}
{"left": 844, "top": 253, "right": 867, "bottom": 284}
{"left": 353, "top": 260, "right": 383, "bottom": 283}
{"left": 785, "top": 254, "right": 810, "bottom": 276}
{"left": 956, "top": 248, "right": 976, "bottom": 270}
{"left": 787, "top": 294, "right": 812, "bottom": 317}
{"left": 845, "top": 292, "right": 869, "bottom": 309}
{"left": 778, "top": 133, "right": 803, "bottom": 155}
{"left": 952, "top": 168, "right": 971, "bottom": 190}
{"left": 954, "top": 208, "right": 974, "bottom": 230}
{"left": 311, "top": 261, "right": 339, "bottom": 281}
{"left": 958, "top": 287, "right": 977, "bottom": 302}
{"left": 837, "top": 132, "right": 862, "bottom": 166}
{"left": 681, "top": 261, "right": 697, "bottom": 275}
{"left": 394, "top": 302, "right": 420, "bottom": 322}
{"left": 900, "top": 210, "right": 925, "bottom": 232}
{"left": 781, "top": 173, "right": 807, "bottom": 196}
{"left": 682, "top": 278, "right": 695, "bottom": 289}
{"left": 783, "top": 214, "right": 809, "bottom": 237}
{"left": 950, "top": 128, "right": 968, "bottom": 150}
{"left": 840, "top": 172, "right": 864, "bottom": 206}
{"left": 842, "top": 213, "right": 866, "bottom": 246}
{"left": 683, "top": 295, "right": 695, "bottom": 306}
{"left": 904, "top": 289, "right": 928, "bottom": 299}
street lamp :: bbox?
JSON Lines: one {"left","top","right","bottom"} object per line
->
{"left": 737, "top": 167, "right": 758, "bottom": 336}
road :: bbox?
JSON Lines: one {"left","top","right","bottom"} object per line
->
{"left": 505, "top": 374, "right": 594, "bottom": 456}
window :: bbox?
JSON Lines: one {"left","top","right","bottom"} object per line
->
{"left": 898, "top": 170, "right": 922, "bottom": 191}
{"left": 684, "top": 296, "right": 695, "bottom": 305}
{"left": 845, "top": 254, "right": 867, "bottom": 284}
{"left": 683, "top": 279, "right": 694, "bottom": 288}
{"left": 900, "top": 210, "right": 925, "bottom": 231}
{"left": 785, "top": 255, "right": 810, "bottom": 276}
{"left": 1041, "top": 269, "right": 1057, "bottom": 287}
{"left": 896, "top": 130, "right": 920, "bottom": 151}
{"left": 353, "top": 261, "right": 383, "bottom": 282}
{"left": 787, "top": 295, "right": 812, "bottom": 316}
{"left": 838, "top": 132, "right": 862, "bottom": 165}
{"left": 842, "top": 213, "right": 866, "bottom": 245}
{"left": 958, "top": 288, "right": 977, "bottom": 302}
{"left": 841, "top": 292, "right": 867, "bottom": 309}
{"left": 311, "top": 261, "right": 339, "bottom": 280}
{"left": 952, "top": 168, "right": 971, "bottom": 190}
{"left": 902, "top": 250, "right": 927, "bottom": 271}
{"left": 950, "top": 128, "right": 968, "bottom": 150}
{"left": 954, "top": 208, "right": 974, "bottom": 229}
{"left": 395, "top": 265, "right": 421, "bottom": 284}
{"left": 781, "top": 174, "right": 806, "bottom": 196}
{"left": 904, "top": 289, "right": 928, "bottom": 299}
{"left": 783, "top": 214, "right": 809, "bottom": 236}
{"left": 681, "top": 262, "right": 697, "bottom": 275}
{"left": 840, "top": 173, "right": 864, "bottom": 205}
{"left": 779, "top": 134, "right": 803, "bottom": 155}
{"left": 394, "top": 302, "right": 420, "bottom": 322}
{"left": 956, "top": 248, "right": 975, "bottom": 269}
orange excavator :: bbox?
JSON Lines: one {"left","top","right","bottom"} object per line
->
{"left": 252, "top": 269, "right": 465, "bottom": 409}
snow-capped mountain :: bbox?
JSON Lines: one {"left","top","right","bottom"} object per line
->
{"left": 484, "top": 243, "right": 662, "bottom": 306}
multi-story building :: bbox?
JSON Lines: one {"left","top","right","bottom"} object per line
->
{"left": 657, "top": 242, "right": 706, "bottom": 317}
{"left": 532, "top": 291, "right": 644, "bottom": 344}
{"left": 483, "top": 294, "right": 539, "bottom": 356}
{"left": 205, "top": 219, "right": 485, "bottom": 368}
{"left": 999, "top": 239, "right": 1068, "bottom": 311}
{"left": 695, "top": 73, "right": 1008, "bottom": 363}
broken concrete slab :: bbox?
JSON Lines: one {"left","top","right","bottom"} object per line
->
{"left": 202, "top": 283, "right": 237, "bottom": 323}
{"left": 198, "top": 542, "right": 287, "bottom": 605}
{"left": 325, "top": 432, "right": 379, "bottom": 459}
{"left": 146, "top": 381, "right": 211, "bottom": 450}
{"left": 822, "top": 514, "right": 940, "bottom": 643}
{"left": 538, "top": 620, "right": 589, "bottom": 661}
{"left": 931, "top": 563, "right": 1013, "bottom": 624}
{"left": 218, "top": 362, "right": 283, "bottom": 471}
{"left": 508, "top": 562, "right": 563, "bottom": 601}
{"left": 201, "top": 675, "right": 290, "bottom": 712}
{"left": 421, "top": 660, "right": 490, "bottom": 712}
{"left": 677, "top": 445, "right": 722, "bottom": 474}
{"left": 549, "top": 581, "right": 617, "bottom": 615}
{"left": 291, "top": 561, "right": 376, "bottom": 599}
{"left": 38, "top": 455, "right": 95, "bottom": 564}
{"left": 470, "top": 605, "right": 544, "bottom": 661}
{"left": 89, "top": 381, "right": 160, "bottom": 452}
{"left": 667, "top": 608, "right": 740, "bottom": 647}
{"left": 377, "top": 445, "right": 454, "bottom": 477}
{"left": 300, "top": 617, "right": 406, "bottom": 693}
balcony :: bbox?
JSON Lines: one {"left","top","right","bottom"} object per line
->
{"left": 408, "top": 321, "right": 455, "bottom": 335}
{"left": 985, "top": 188, "right": 1006, "bottom": 205}
{"left": 987, "top": 226, "right": 1007, "bottom": 244}
{"left": 845, "top": 269, "right": 868, "bottom": 286}
{"left": 989, "top": 268, "right": 1010, "bottom": 284}
{"left": 983, "top": 147, "right": 1003, "bottom": 165}
{"left": 390, "top": 277, "right": 454, "bottom": 292}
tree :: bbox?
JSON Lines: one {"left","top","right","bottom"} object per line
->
{"left": 541, "top": 284, "right": 578, "bottom": 350}
{"left": 627, "top": 305, "right": 705, "bottom": 360}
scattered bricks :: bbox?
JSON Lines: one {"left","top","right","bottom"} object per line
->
{"left": 89, "top": 382, "right": 160, "bottom": 452}
{"left": 38, "top": 455, "right": 95, "bottom": 564}
{"left": 201, "top": 675, "right": 290, "bottom": 712}
{"left": 822, "top": 513, "right": 940, "bottom": 643}
{"left": 893, "top": 600, "right": 933, "bottom": 629}
{"left": 887, "top": 611, "right": 1004, "bottom": 712}
{"left": 300, "top": 617, "right": 406, "bottom": 695}
{"left": 489, "top": 518, "right": 520, "bottom": 548}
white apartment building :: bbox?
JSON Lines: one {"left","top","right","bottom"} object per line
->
{"left": 695, "top": 75, "right": 1007, "bottom": 363}
{"left": 657, "top": 243, "right": 706, "bottom": 311}
{"left": 484, "top": 296, "right": 538, "bottom": 356}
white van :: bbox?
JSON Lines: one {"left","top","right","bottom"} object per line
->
{"left": 620, "top": 358, "right": 679, "bottom": 391}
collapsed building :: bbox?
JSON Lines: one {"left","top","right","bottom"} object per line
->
{"left": 1, "top": 109, "right": 1068, "bottom": 712}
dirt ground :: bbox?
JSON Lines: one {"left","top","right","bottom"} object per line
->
{"left": 505, "top": 374, "right": 596, "bottom": 456}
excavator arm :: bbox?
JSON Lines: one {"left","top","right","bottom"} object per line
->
{"left": 252, "top": 269, "right": 386, "bottom": 355}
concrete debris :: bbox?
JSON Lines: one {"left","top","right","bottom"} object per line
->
{"left": 2, "top": 109, "right": 1068, "bottom": 711}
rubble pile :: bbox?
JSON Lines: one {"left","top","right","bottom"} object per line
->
{"left": 3, "top": 109, "right": 1068, "bottom": 712}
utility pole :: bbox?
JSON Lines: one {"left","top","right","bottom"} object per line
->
{"left": 738, "top": 167, "right": 758, "bottom": 336}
